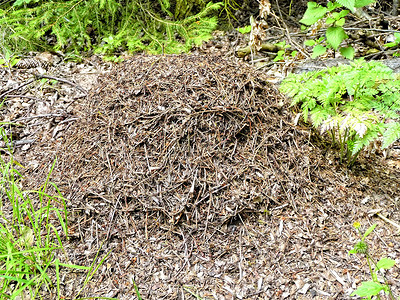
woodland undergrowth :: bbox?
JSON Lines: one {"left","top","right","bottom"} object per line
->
{"left": 0, "top": 0, "right": 225, "bottom": 56}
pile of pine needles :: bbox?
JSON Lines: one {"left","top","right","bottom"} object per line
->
{"left": 54, "top": 54, "right": 330, "bottom": 225}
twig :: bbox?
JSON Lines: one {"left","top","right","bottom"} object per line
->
{"left": 0, "top": 79, "right": 35, "bottom": 100}
{"left": 376, "top": 213, "right": 400, "bottom": 234}
{"left": 34, "top": 73, "right": 88, "bottom": 95}
{"left": 0, "top": 139, "right": 35, "bottom": 148}
{"left": 343, "top": 27, "right": 400, "bottom": 33}
{"left": 12, "top": 113, "right": 64, "bottom": 123}
{"left": 58, "top": 117, "right": 79, "bottom": 125}
{"left": 274, "top": 0, "right": 310, "bottom": 59}
{"left": 4, "top": 94, "right": 41, "bottom": 101}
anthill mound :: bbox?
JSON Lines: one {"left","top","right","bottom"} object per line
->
{"left": 49, "top": 54, "right": 321, "bottom": 224}
{"left": 38, "top": 53, "right": 399, "bottom": 228}
{"left": 14, "top": 53, "right": 400, "bottom": 299}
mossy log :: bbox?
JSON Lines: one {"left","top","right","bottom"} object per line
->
{"left": 236, "top": 43, "right": 283, "bottom": 58}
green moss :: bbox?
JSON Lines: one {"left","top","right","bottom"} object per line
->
{"left": 0, "top": 0, "right": 223, "bottom": 55}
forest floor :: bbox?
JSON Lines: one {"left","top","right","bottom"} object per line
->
{"left": 1, "top": 1, "right": 400, "bottom": 299}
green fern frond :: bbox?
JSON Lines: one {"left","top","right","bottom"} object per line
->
{"left": 280, "top": 58, "right": 400, "bottom": 165}
{"left": 382, "top": 122, "right": 400, "bottom": 148}
{"left": 351, "top": 127, "right": 381, "bottom": 156}
{"left": 311, "top": 106, "right": 335, "bottom": 127}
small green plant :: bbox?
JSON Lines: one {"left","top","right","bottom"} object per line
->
{"left": 0, "top": 131, "right": 66, "bottom": 297}
{"left": 280, "top": 59, "right": 400, "bottom": 165}
{"left": 236, "top": 25, "right": 251, "bottom": 34}
{"left": 349, "top": 222, "right": 397, "bottom": 299}
{"left": 221, "top": 0, "right": 241, "bottom": 23}
{"left": 300, "top": 0, "right": 375, "bottom": 59}
{"left": 0, "top": 51, "right": 20, "bottom": 68}
{"left": 273, "top": 41, "right": 298, "bottom": 62}
{"left": 384, "top": 32, "right": 400, "bottom": 57}
{"left": 13, "top": 0, "right": 41, "bottom": 5}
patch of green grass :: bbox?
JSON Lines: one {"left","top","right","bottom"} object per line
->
{"left": 0, "top": 125, "right": 114, "bottom": 299}
{"left": 132, "top": 278, "right": 142, "bottom": 300}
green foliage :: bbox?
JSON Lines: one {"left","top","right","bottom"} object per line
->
{"left": 339, "top": 45, "right": 355, "bottom": 58}
{"left": 236, "top": 25, "right": 251, "bottom": 34}
{"left": 0, "top": 51, "right": 20, "bottom": 68}
{"left": 0, "top": 130, "right": 64, "bottom": 297}
{"left": 301, "top": 1, "right": 376, "bottom": 59}
{"left": 0, "top": 0, "right": 223, "bottom": 55}
{"left": 280, "top": 59, "right": 400, "bottom": 165}
{"left": 385, "top": 32, "right": 400, "bottom": 57}
{"left": 221, "top": 0, "right": 240, "bottom": 22}
{"left": 349, "top": 222, "right": 397, "bottom": 299}
{"left": 337, "top": 0, "right": 376, "bottom": 11}
{"left": 13, "top": 0, "right": 41, "bottom": 6}
{"left": 300, "top": 2, "right": 331, "bottom": 25}
{"left": 0, "top": 126, "right": 113, "bottom": 298}
{"left": 385, "top": 32, "right": 400, "bottom": 48}
{"left": 273, "top": 41, "right": 297, "bottom": 62}
{"left": 132, "top": 278, "right": 142, "bottom": 300}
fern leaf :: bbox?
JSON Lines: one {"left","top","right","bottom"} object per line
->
{"left": 382, "top": 122, "right": 400, "bottom": 148}
{"left": 352, "top": 128, "right": 380, "bottom": 156}
{"left": 311, "top": 106, "right": 334, "bottom": 127}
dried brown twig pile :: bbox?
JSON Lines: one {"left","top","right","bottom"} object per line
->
{"left": 54, "top": 54, "right": 318, "bottom": 225}
{"left": 14, "top": 53, "right": 400, "bottom": 299}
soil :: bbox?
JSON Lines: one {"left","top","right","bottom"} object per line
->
{"left": 1, "top": 1, "right": 400, "bottom": 299}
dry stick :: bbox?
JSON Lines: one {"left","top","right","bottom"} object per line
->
{"left": 203, "top": 189, "right": 213, "bottom": 237}
{"left": 106, "top": 199, "right": 122, "bottom": 242}
{"left": 267, "top": 153, "right": 298, "bottom": 212}
{"left": 194, "top": 183, "right": 228, "bottom": 206}
{"left": 237, "top": 43, "right": 283, "bottom": 58}
{"left": 4, "top": 94, "right": 41, "bottom": 101}
{"left": 274, "top": 0, "right": 310, "bottom": 59}
{"left": 343, "top": 27, "right": 400, "bottom": 33}
{"left": 298, "top": 26, "right": 400, "bottom": 40}
{"left": 12, "top": 113, "right": 65, "bottom": 123}
{"left": 58, "top": 117, "right": 78, "bottom": 125}
{"left": 393, "top": 0, "right": 399, "bottom": 16}
{"left": 0, "top": 139, "right": 35, "bottom": 148}
{"left": 33, "top": 73, "right": 88, "bottom": 95}
{"left": 376, "top": 213, "right": 400, "bottom": 234}
{"left": 179, "top": 227, "right": 191, "bottom": 272}
{"left": 238, "top": 227, "right": 244, "bottom": 281}
{"left": 0, "top": 79, "right": 35, "bottom": 100}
